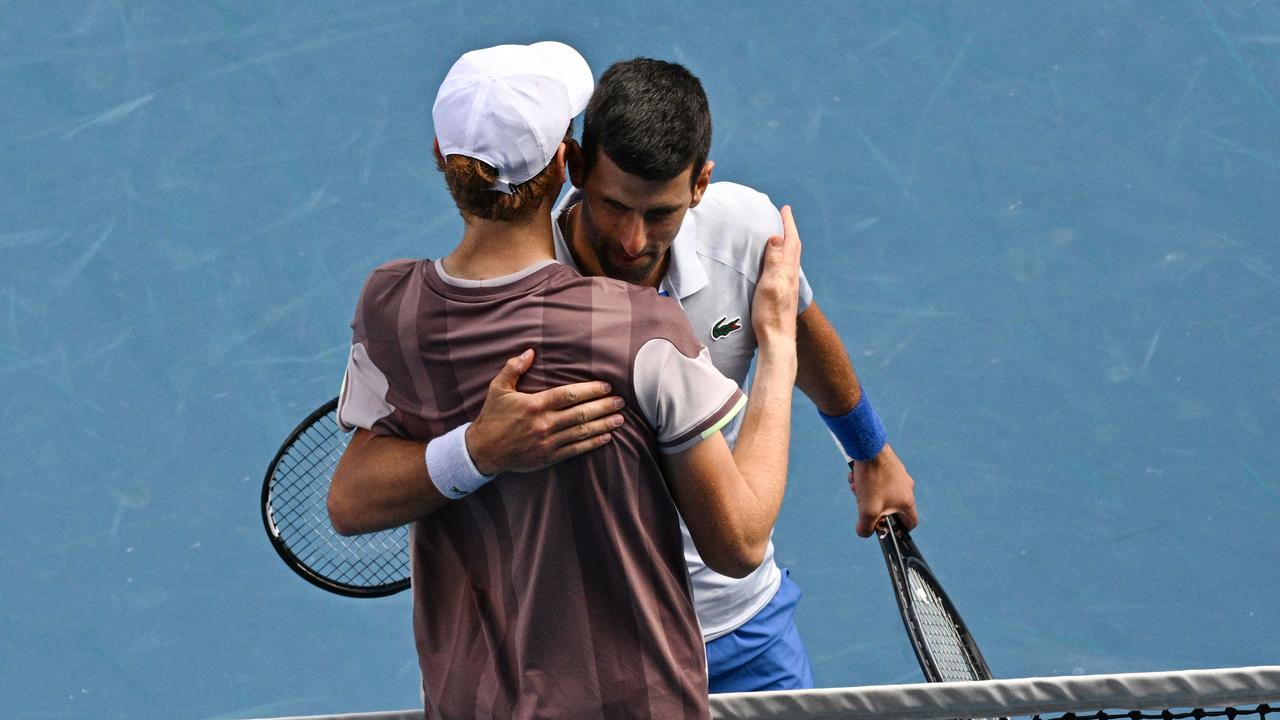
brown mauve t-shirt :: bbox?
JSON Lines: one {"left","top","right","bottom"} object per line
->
{"left": 337, "top": 259, "right": 744, "bottom": 720}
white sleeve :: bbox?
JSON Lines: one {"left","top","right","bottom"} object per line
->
{"left": 335, "top": 342, "right": 396, "bottom": 433}
{"left": 633, "top": 338, "right": 747, "bottom": 454}
{"left": 702, "top": 182, "right": 813, "bottom": 314}
{"left": 797, "top": 266, "right": 814, "bottom": 314}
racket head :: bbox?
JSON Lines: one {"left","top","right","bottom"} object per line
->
{"left": 261, "top": 397, "right": 410, "bottom": 598}
{"left": 877, "top": 514, "right": 996, "bottom": 683}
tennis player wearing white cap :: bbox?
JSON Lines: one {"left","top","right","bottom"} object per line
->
{"left": 329, "top": 42, "right": 805, "bottom": 718}
{"left": 422, "top": 56, "right": 921, "bottom": 692}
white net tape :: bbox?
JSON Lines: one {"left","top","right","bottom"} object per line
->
{"left": 253, "top": 666, "right": 1280, "bottom": 720}
{"left": 711, "top": 666, "right": 1280, "bottom": 720}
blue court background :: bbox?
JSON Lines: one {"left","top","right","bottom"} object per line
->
{"left": 2, "top": 2, "right": 1278, "bottom": 717}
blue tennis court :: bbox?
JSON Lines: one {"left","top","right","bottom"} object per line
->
{"left": 2, "top": 2, "right": 1278, "bottom": 717}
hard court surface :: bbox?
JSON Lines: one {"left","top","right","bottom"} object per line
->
{"left": 2, "top": 2, "right": 1278, "bottom": 717}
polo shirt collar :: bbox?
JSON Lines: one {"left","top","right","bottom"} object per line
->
{"left": 553, "top": 188, "right": 708, "bottom": 300}
{"left": 663, "top": 210, "right": 707, "bottom": 299}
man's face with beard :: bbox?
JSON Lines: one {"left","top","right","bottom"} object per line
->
{"left": 566, "top": 147, "right": 709, "bottom": 288}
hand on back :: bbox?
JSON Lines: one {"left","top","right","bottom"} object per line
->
{"left": 465, "top": 349, "right": 625, "bottom": 475}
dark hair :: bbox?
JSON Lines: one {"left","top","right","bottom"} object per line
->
{"left": 581, "top": 58, "right": 711, "bottom": 184}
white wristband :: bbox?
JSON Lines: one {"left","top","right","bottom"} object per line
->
{"left": 425, "top": 422, "right": 496, "bottom": 500}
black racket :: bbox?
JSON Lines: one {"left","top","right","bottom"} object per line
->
{"left": 261, "top": 397, "right": 410, "bottom": 598}
{"left": 876, "top": 512, "right": 998, "bottom": 684}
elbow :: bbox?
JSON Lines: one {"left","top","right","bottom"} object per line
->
{"left": 702, "top": 538, "right": 767, "bottom": 579}
{"left": 327, "top": 478, "right": 364, "bottom": 537}
{"left": 327, "top": 492, "right": 357, "bottom": 537}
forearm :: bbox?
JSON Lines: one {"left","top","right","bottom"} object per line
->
{"left": 794, "top": 302, "right": 861, "bottom": 415}
{"left": 662, "top": 349, "right": 793, "bottom": 578}
{"left": 729, "top": 344, "right": 797, "bottom": 548}
{"left": 724, "top": 206, "right": 801, "bottom": 554}
{"left": 665, "top": 205, "right": 803, "bottom": 576}
{"left": 327, "top": 349, "right": 622, "bottom": 535}
{"left": 791, "top": 307, "right": 920, "bottom": 533}
{"left": 669, "top": 348, "right": 794, "bottom": 577}
{"left": 328, "top": 429, "right": 449, "bottom": 535}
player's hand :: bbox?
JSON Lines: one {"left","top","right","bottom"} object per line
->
{"left": 465, "top": 349, "right": 624, "bottom": 475}
{"left": 849, "top": 443, "right": 919, "bottom": 537}
{"left": 751, "top": 205, "right": 803, "bottom": 347}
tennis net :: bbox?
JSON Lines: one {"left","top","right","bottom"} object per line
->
{"left": 255, "top": 665, "right": 1280, "bottom": 720}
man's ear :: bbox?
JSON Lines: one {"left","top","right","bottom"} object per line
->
{"left": 552, "top": 142, "right": 568, "bottom": 185}
{"left": 689, "top": 159, "right": 715, "bottom": 208}
{"left": 566, "top": 140, "right": 586, "bottom": 188}
{"left": 432, "top": 137, "right": 444, "bottom": 164}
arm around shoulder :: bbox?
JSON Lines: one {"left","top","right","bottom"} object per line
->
{"left": 328, "top": 429, "right": 448, "bottom": 536}
{"left": 329, "top": 348, "right": 625, "bottom": 535}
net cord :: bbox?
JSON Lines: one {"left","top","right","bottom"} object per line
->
{"left": 247, "top": 666, "right": 1280, "bottom": 720}
{"left": 709, "top": 666, "right": 1280, "bottom": 720}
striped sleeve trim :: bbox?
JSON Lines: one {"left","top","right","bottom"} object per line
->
{"left": 658, "top": 389, "right": 747, "bottom": 454}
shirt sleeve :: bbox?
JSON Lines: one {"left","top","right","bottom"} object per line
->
{"left": 632, "top": 338, "right": 747, "bottom": 454}
{"left": 336, "top": 342, "right": 396, "bottom": 433}
{"left": 797, "top": 267, "right": 814, "bottom": 314}
{"left": 334, "top": 260, "right": 416, "bottom": 433}
{"left": 745, "top": 189, "right": 814, "bottom": 314}
{"left": 697, "top": 182, "right": 813, "bottom": 314}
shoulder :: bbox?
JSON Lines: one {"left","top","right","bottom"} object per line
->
{"left": 690, "top": 182, "right": 783, "bottom": 279}
{"left": 352, "top": 258, "right": 422, "bottom": 335}
{"left": 359, "top": 258, "right": 421, "bottom": 297}
{"left": 583, "top": 276, "right": 705, "bottom": 357}
{"left": 694, "top": 182, "right": 783, "bottom": 240}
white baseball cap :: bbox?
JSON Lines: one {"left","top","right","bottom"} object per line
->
{"left": 433, "top": 41, "right": 593, "bottom": 194}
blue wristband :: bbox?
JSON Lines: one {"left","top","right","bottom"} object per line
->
{"left": 820, "top": 391, "right": 887, "bottom": 462}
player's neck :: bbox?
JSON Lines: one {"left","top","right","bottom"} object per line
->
{"left": 442, "top": 209, "right": 556, "bottom": 281}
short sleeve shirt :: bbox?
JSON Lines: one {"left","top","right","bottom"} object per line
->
{"left": 337, "top": 259, "right": 742, "bottom": 719}
{"left": 554, "top": 181, "right": 808, "bottom": 640}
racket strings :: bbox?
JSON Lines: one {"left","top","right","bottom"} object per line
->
{"left": 268, "top": 409, "right": 409, "bottom": 589}
{"left": 906, "top": 565, "right": 983, "bottom": 683}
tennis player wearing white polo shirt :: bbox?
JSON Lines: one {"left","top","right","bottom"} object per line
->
{"left": 554, "top": 178, "right": 809, "bottom": 635}
{"left": 427, "top": 56, "right": 920, "bottom": 693}
{"left": 551, "top": 58, "right": 921, "bottom": 692}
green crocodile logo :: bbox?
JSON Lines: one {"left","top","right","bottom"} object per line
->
{"left": 711, "top": 316, "right": 743, "bottom": 341}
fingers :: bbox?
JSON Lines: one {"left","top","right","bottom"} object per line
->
{"left": 547, "top": 395, "right": 626, "bottom": 434}
{"left": 849, "top": 468, "right": 920, "bottom": 538}
{"left": 898, "top": 504, "right": 920, "bottom": 530}
{"left": 779, "top": 204, "right": 795, "bottom": 242}
{"left": 489, "top": 349, "right": 535, "bottom": 393}
{"left": 776, "top": 205, "right": 801, "bottom": 263}
{"left": 752, "top": 206, "right": 803, "bottom": 344}
{"left": 760, "top": 205, "right": 799, "bottom": 268}
{"left": 855, "top": 512, "right": 875, "bottom": 539}
{"left": 548, "top": 411, "right": 624, "bottom": 453}
{"left": 546, "top": 431, "right": 614, "bottom": 465}
{"left": 760, "top": 206, "right": 801, "bottom": 291}
{"left": 540, "top": 379, "right": 615, "bottom": 411}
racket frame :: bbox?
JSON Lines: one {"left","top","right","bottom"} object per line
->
{"left": 876, "top": 513, "right": 996, "bottom": 683}
{"left": 261, "top": 397, "right": 410, "bottom": 598}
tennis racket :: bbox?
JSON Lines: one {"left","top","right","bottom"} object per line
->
{"left": 876, "top": 512, "right": 998, "bottom": 684}
{"left": 261, "top": 397, "right": 411, "bottom": 598}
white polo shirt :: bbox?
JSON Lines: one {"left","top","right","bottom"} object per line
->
{"left": 554, "top": 181, "right": 814, "bottom": 640}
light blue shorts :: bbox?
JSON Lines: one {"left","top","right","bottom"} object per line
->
{"left": 705, "top": 568, "right": 815, "bottom": 693}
